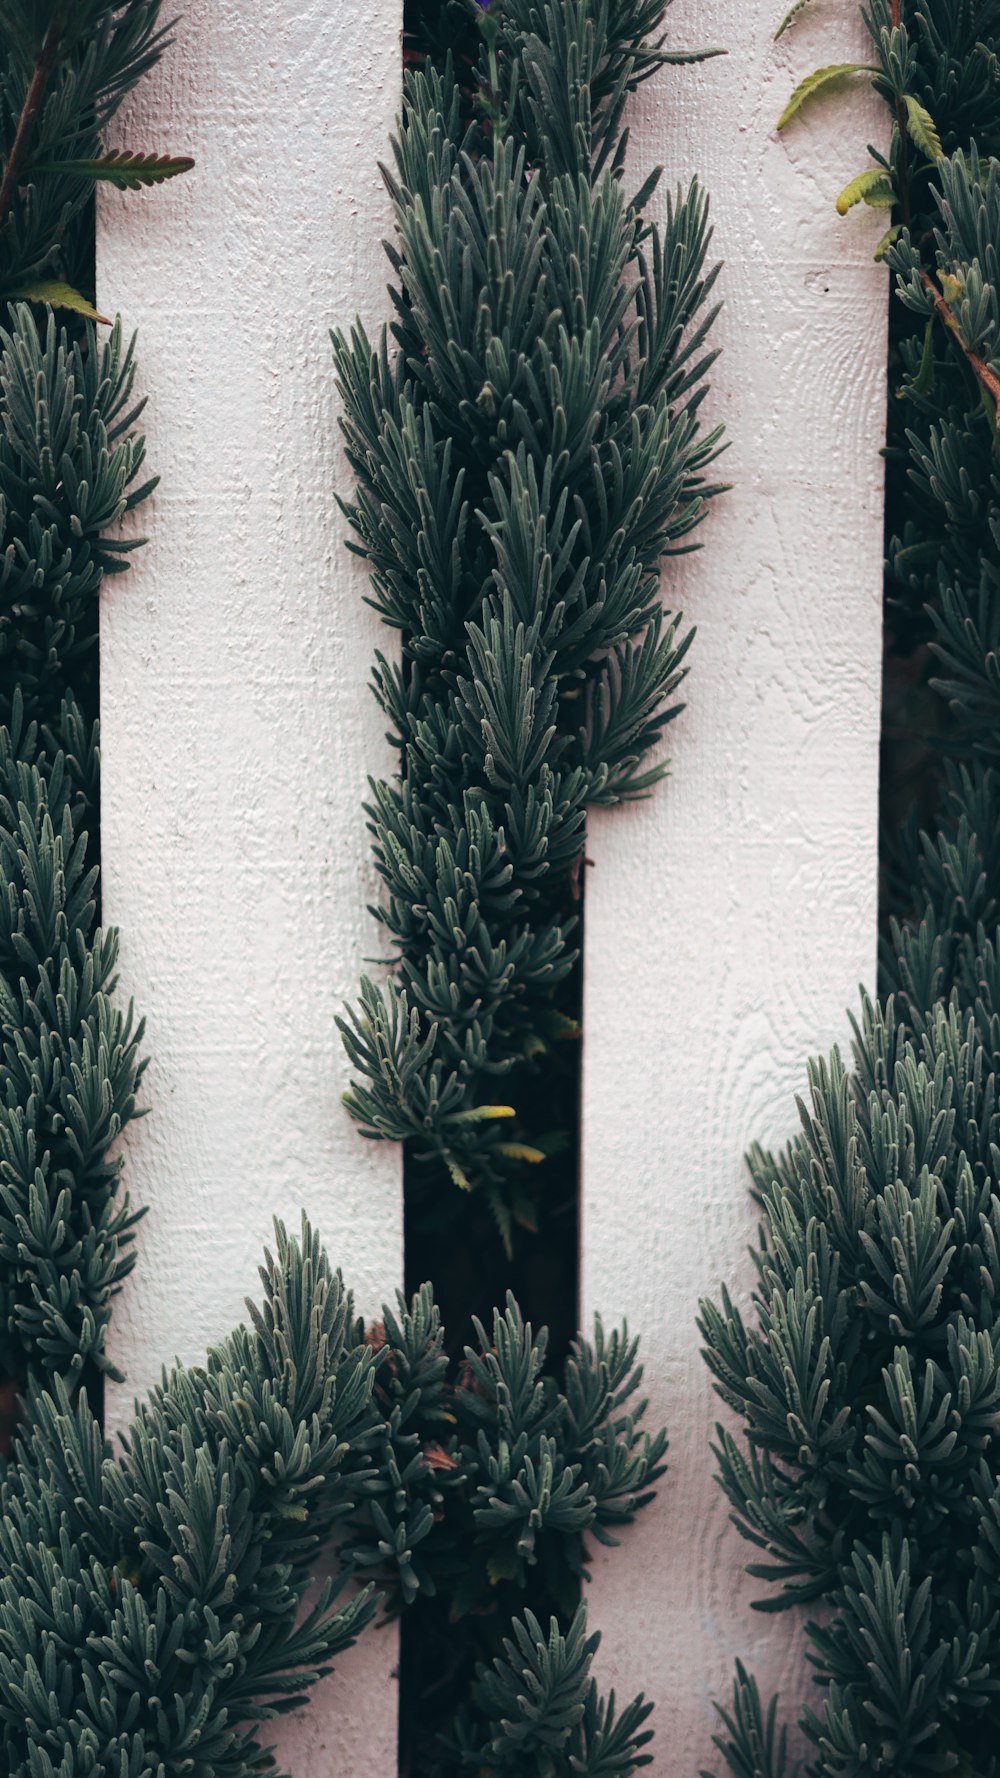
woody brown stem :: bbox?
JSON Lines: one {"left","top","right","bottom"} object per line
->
{"left": 0, "top": 13, "right": 65, "bottom": 229}
{"left": 921, "top": 267, "right": 1000, "bottom": 412}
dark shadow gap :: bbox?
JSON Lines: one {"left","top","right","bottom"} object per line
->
{"left": 395, "top": 4, "right": 582, "bottom": 1768}
{"left": 877, "top": 161, "right": 955, "bottom": 953}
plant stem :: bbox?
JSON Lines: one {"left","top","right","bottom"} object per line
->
{"left": 887, "top": 2, "right": 910, "bottom": 225}
{"left": 896, "top": 100, "right": 911, "bottom": 229}
{"left": 0, "top": 14, "right": 65, "bottom": 229}
{"left": 921, "top": 267, "right": 1000, "bottom": 412}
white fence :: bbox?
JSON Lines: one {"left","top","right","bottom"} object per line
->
{"left": 97, "top": 2, "right": 886, "bottom": 1770}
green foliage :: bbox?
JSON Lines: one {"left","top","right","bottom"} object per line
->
{"left": 0, "top": 1212, "right": 667, "bottom": 1777}
{"left": 348, "top": 1286, "right": 666, "bottom": 1618}
{"left": 0, "top": 305, "right": 152, "bottom": 724}
{"left": 0, "top": 1219, "right": 384, "bottom": 1777}
{"left": 344, "top": 1281, "right": 666, "bottom": 1773}
{"left": 0, "top": 300, "right": 151, "bottom": 1397}
{"left": 0, "top": 687, "right": 145, "bottom": 1387}
{"left": 434, "top": 1604, "right": 655, "bottom": 1777}
{"left": 704, "top": 1664, "right": 788, "bottom": 1778}
{"left": 886, "top": 142, "right": 1000, "bottom": 722}
{"left": 336, "top": 0, "right": 724, "bottom": 1236}
{"left": 777, "top": 63, "right": 876, "bottom": 132}
{"left": 0, "top": 1, "right": 190, "bottom": 311}
{"left": 835, "top": 166, "right": 895, "bottom": 214}
{"left": 904, "top": 91, "right": 945, "bottom": 160}
{"left": 31, "top": 149, "right": 195, "bottom": 189}
{"left": 703, "top": 24, "right": 1000, "bottom": 1775}
{"left": 0, "top": 7, "right": 671, "bottom": 1774}
{"left": 777, "top": 0, "right": 1000, "bottom": 224}
{"left": 774, "top": 0, "right": 815, "bottom": 40}
{"left": 701, "top": 979, "right": 1000, "bottom": 1772}
{"left": 0, "top": 0, "right": 193, "bottom": 1400}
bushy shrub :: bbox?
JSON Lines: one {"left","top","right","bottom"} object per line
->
{"left": 702, "top": 10, "right": 1000, "bottom": 1770}
{"left": 336, "top": 0, "right": 724, "bottom": 1243}
{"left": 0, "top": 0, "right": 187, "bottom": 1412}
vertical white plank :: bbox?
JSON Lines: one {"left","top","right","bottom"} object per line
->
{"left": 581, "top": 4, "right": 885, "bottom": 1769}
{"left": 97, "top": 3, "right": 402, "bottom": 1771}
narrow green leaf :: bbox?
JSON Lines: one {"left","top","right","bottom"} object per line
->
{"left": 777, "top": 64, "right": 877, "bottom": 131}
{"left": 661, "top": 46, "right": 727, "bottom": 64}
{"left": 893, "top": 541, "right": 939, "bottom": 573}
{"left": 836, "top": 168, "right": 895, "bottom": 215}
{"left": 908, "top": 316, "right": 936, "bottom": 396}
{"left": 31, "top": 151, "right": 195, "bottom": 189}
{"left": 445, "top": 1155, "right": 471, "bottom": 1192}
{"left": 7, "top": 281, "right": 110, "bottom": 323}
{"left": 775, "top": 0, "right": 815, "bottom": 39}
{"left": 903, "top": 94, "right": 943, "bottom": 160}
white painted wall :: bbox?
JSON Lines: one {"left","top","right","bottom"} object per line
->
{"left": 94, "top": 1, "right": 888, "bottom": 1771}
{"left": 581, "top": 5, "right": 886, "bottom": 1771}
{"left": 96, "top": 2, "right": 403, "bottom": 1771}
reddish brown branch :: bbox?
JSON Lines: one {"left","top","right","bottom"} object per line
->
{"left": 0, "top": 14, "right": 65, "bottom": 229}
{"left": 921, "top": 268, "right": 1000, "bottom": 412}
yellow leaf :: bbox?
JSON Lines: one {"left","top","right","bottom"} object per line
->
{"left": 451, "top": 1103, "right": 516, "bottom": 1124}
{"left": 9, "top": 280, "right": 110, "bottom": 323}
{"left": 903, "top": 94, "right": 943, "bottom": 160}
{"left": 874, "top": 224, "right": 902, "bottom": 262}
{"left": 836, "top": 168, "right": 895, "bottom": 215}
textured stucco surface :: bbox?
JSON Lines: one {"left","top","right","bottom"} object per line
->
{"left": 96, "top": 2, "right": 404, "bottom": 1770}
{"left": 581, "top": 4, "right": 887, "bottom": 1771}
{"left": 93, "top": 1, "right": 889, "bottom": 1770}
